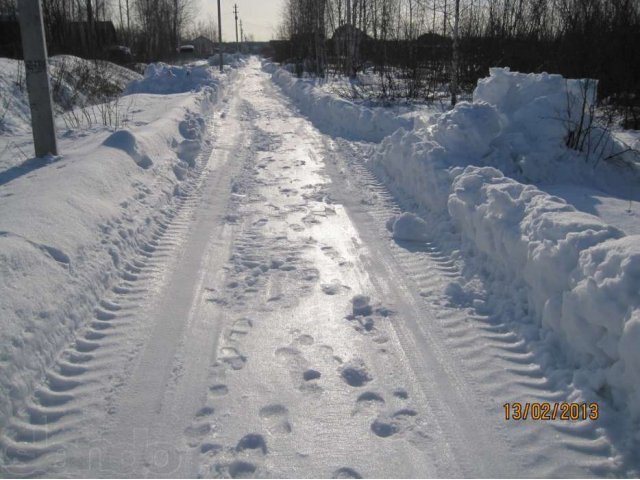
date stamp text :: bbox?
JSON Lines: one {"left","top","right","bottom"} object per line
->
{"left": 504, "top": 402, "right": 599, "bottom": 421}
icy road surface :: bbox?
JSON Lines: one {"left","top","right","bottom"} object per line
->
{"left": 1, "top": 59, "right": 628, "bottom": 478}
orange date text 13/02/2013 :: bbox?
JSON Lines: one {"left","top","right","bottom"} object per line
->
{"left": 504, "top": 402, "right": 599, "bottom": 421}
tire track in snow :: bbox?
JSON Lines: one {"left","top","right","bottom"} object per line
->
{"left": 324, "top": 136, "right": 627, "bottom": 476}
{"left": 0, "top": 112, "right": 226, "bottom": 478}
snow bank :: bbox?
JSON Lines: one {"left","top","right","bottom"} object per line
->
{"left": 0, "top": 62, "right": 239, "bottom": 430}
{"left": 262, "top": 61, "right": 413, "bottom": 142}
{"left": 476, "top": 68, "right": 638, "bottom": 189}
{"left": 560, "top": 238, "right": 640, "bottom": 416}
{"left": 0, "top": 56, "right": 141, "bottom": 134}
{"left": 126, "top": 61, "right": 237, "bottom": 95}
{"left": 449, "top": 168, "right": 640, "bottom": 416}
{"left": 208, "top": 53, "right": 249, "bottom": 68}
{"left": 370, "top": 68, "right": 640, "bottom": 418}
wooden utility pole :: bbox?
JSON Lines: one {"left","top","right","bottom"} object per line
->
{"left": 17, "top": 0, "right": 58, "bottom": 158}
{"left": 450, "top": 0, "right": 460, "bottom": 105}
{"left": 217, "top": 0, "right": 223, "bottom": 72}
{"left": 240, "top": 19, "right": 244, "bottom": 51}
{"left": 346, "top": 0, "right": 352, "bottom": 77}
{"left": 234, "top": 4, "right": 239, "bottom": 53}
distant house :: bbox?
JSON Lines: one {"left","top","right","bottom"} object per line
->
{"left": 190, "top": 36, "right": 216, "bottom": 57}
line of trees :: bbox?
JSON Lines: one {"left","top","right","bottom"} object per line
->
{"left": 0, "top": 0, "right": 199, "bottom": 62}
{"left": 275, "top": 0, "right": 640, "bottom": 127}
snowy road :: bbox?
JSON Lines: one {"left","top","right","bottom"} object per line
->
{"left": 0, "top": 59, "right": 629, "bottom": 478}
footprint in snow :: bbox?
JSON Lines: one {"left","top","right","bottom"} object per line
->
{"left": 357, "top": 391, "right": 385, "bottom": 405}
{"left": 332, "top": 467, "right": 363, "bottom": 479}
{"left": 294, "top": 333, "right": 314, "bottom": 346}
{"left": 303, "top": 369, "right": 321, "bottom": 381}
{"left": 321, "top": 280, "right": 350, "bottom": 296}
{"left": 218, "top": 347, "right": 247, "bottom": 370}
{"left": 215, "top": 460, "right": 257, "bottom": 479}
{"left": 259, "top": 404, "right": 292, "bottom": 434}
{"left": 340, "top": 361, "right": 372, "bottom": 387}
{"left": 200, "top": 442, "right": 223, "bottom": 456}
{"left": 236, "top": 433, "right": 267, "bottom": 455}
{"left": 353, "top": 391, "right": 386, "bottom": 417}
{"left": 371, "top": 418, "right": 399, "bottom": 438}
{"left": 393, "top": 388, "right": 409, "bottom": 400}
{"left": 209, "top": 384, "right": 229, "bottom": 397}
{"left": 351, "top": 295, "right": 373, "bottom": 317}
{"left": 184, "top": 420, "right": 213, "bottom": 447}
{"left": 226, "top": 317, "right": 253, "bottom": 342}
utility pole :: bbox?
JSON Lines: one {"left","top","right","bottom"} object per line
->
{"left": 346, "top": 0, "right": 352, "bottom": 77}
{"left": 239, "top": 20, "right": 244, "bottom": 53}
{"left": 217, "top": 0, "right": 223, "bottom": 72}
{"left": 234, "top": 4, "right": 239, "bottom": 53}
{"left": 450, "top": 0, "right": 460, "bottom": 106}
{"left": 17, "top": 0, "right": 58, "bottom": 158}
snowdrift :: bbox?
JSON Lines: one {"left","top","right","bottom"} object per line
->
{"left": 127, "top": 63, "right": 218, "bottom": 95}
{"left": 0, "top": 62, "right": 239, "bottom": 429}
{"left": 473, "top": 69, "right": 637, "bottom": 190}
{"left": 126, "top": 56, "right": 248, "bottom": 95}
{"left": 371, "top": 68, "right": 640, "bottom": 418}
{"left": 262, "top": 61, "right": 413, "bottom": 142}
{"left": 208, "top": 53, "right": 249, "bottom": 68}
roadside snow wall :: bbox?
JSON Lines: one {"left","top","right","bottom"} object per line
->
{"left": 262, "top": 61, "right": 413, "bottom": 142}
{"left": 371, "top": 68, "right": 640, "bottom": 419}
{"left": 0, "top": 63, "right": 239, "bottom": 431}
{"left": 126, "top": 60, "right": 245, "bottom": 95}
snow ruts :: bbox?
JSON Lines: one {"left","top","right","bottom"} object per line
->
{"left": 328, "top": 138, "right": 628, "bottom": 476}
{"left": 0, "top": 118, "right": 217, "bottom": 477}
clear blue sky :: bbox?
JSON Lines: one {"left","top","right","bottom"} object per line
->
{"left": 198, "top": 0, "right": 284, "bottom": 41}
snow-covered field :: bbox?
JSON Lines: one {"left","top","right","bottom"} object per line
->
{"left": 0, "top": 55, "right": 639, "bottom": 477}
